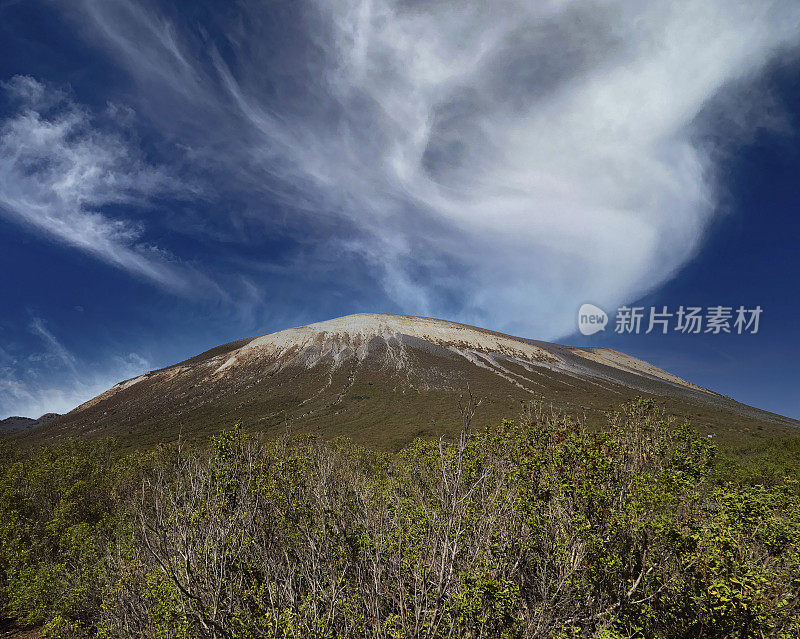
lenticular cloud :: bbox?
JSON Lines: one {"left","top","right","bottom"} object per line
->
{"left": 69, "top": 0, "right": 800, "bottom": 336}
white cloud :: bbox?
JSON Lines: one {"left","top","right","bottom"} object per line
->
{"left": 0, "top": 76, "right": 206, "bottom": 293}
{"left": 0, "top": 317, "right": 151, "bottom": 419}
{"left": 62, "top": 1, "right": 800, "bottom": 337}
{"left": 28, "top": 316, "right": 79, "bottom": 376}
{"left": 0, "top": 368, "right": 145, "bottom": 420}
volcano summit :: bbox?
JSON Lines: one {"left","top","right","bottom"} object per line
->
{"left": 13, "top": 314, "right": 797, "bottom": 449}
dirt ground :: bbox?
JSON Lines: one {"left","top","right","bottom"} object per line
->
{"left": 0, "top": 622, "right": 41, "bottom": 638}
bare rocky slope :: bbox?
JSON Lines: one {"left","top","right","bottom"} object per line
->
{"left": 11, "top": 313, "right": 798, "bottom": 450}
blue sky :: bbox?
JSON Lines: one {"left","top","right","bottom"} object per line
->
{"left": 1, "top": 0, "right": 799, "bottom": 420}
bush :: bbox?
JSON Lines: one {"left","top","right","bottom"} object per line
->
{"left": 0, "top": 401, "right": 798, "bottom": 638}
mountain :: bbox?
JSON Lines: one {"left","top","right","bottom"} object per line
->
{"left": 11, "top": 314, "right": 797, "bottom": 449}
{"left": 1, "top": 412, "right": 60, "bottom": 435}
{"left": 0, "top": 416, "right": 37, "bottom": 434}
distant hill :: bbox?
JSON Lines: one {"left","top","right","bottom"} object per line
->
{"left": 10, "top": 314, "right": 798, "bottom": 449}
{"left": 1, "top": 412, "right": 60, "bottom": 435}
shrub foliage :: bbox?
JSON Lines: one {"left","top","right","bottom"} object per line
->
{"left": 1, "top": 399, "right": 798, "bottom": 638}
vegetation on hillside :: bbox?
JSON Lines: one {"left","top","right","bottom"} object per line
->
{"left": 0, "top": 399, "right": 798, "bottom": 638}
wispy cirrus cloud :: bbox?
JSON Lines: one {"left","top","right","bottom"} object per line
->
{"left": 0, "top": 75, "right": 212, "bottom": 294}
{"left": 0, "top": 315, "right": 150, "bottom": 419}
{"left": 42, "top": 0, "right": 800, "bottom": 337}
{"left": 28, "top": 316, "right": 79, "bottom": 376}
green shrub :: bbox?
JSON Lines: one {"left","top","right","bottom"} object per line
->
{"left": 0, "top": 400, "right": 798, "bottom": 638}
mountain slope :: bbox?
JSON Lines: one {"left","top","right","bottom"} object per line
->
{"left": 12, "top": 314, "right": 797, "bottom": 449}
